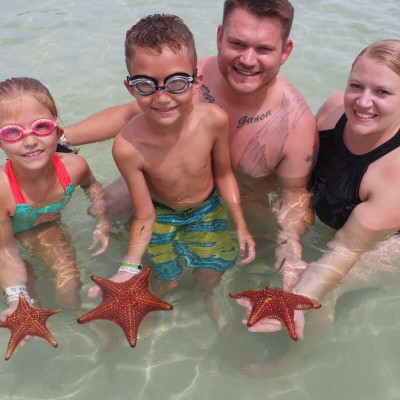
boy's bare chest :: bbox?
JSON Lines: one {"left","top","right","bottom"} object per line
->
{"left": 142, "top": 138, "right": 211, "bottom": 180}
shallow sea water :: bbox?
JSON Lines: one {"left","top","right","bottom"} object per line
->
{"left": 1, "top": 1, "right": 400, "bottom": 399}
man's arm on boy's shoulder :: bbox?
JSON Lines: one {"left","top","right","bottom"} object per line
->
{"left": 65, "top": 102, "right": 141, "bottom": 146}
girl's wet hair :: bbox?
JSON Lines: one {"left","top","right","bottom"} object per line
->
{"left": 0, "top": 77, "right": 58, "bottom": 118}
{"left": 125, "top": 14, "right": 197, "bottom": 74}
{"left": 353, "top": 39, "right": 400, "bottom": 76}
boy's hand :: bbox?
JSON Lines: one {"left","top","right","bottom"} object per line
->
{"left": 87, "top": 271, "right": 134, "bottom": 299}
{"left": 237, "top": 228, "right": 256, "bottom": 265}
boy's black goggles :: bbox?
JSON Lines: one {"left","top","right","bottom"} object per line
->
{"left": 127, "top": 69, "right": 198, "bottom": 96}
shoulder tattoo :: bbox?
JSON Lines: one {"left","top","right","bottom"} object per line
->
{"left": 200, "top": 84, "right": 216, "bottom": 103}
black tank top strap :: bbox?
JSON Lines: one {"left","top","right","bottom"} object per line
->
{"left": 335, "top": 114, "right": 400, "bottom": 165}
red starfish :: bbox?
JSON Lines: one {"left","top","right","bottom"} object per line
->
{"left": 77, "top": 267, "right": 173, "bottom": 347}
{"left": 0, "top": 293, "right": 62, "bottom": 360}
{"left": 229, "top": 287, "right": 321, "bottom": 340}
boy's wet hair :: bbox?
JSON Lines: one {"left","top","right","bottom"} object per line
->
{"left": 222, "top": 0, "right": 294, "bottom": 42}
{"left": 0, "top": 77, "right": 58, "bottom": 118}
{"left": 353, "top": 39, "right": 400, "bottom": 76}
{"left": 125, "top": 14, "right": 197, "bottom": 74}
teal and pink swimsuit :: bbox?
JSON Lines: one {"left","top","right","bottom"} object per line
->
{"left": 6, "top": 155, "right": 75, "bottom": 234}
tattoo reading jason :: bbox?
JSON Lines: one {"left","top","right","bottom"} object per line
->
{"left": 237, "top": 110, "right": 272, "bottom": 129}
{"left": 201, "top": 84, "right": 216, "bottom": 103}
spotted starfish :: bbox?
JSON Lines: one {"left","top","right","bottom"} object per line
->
{"left": 0, "top": 293, "right": 62, "bottom": 360}
{"left": 77, "top": 267, "right": 173, "bottom": 347}
{"left": 229, "top": 287, "right": 321, "bottom": 340}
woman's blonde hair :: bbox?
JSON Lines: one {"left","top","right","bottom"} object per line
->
{"left": 352, "top": 39, "right": 400, "bottom": 76}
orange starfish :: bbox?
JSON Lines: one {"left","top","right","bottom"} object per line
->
{"left": 77, "top": 267, "right": 173, "bottom": 347}
{"left": 229, "top": 287, "right": 321, "bottom": 340}
{"left": 0, "top": 293, "right": 62, "bottom": 360}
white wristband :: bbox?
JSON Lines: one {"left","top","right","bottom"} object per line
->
{"left": 3, "top": 286, "right": 32, "bottom": 304}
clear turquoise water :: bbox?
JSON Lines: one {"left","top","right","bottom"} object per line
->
{"left": 1, "top": 1, "right": 400, "bottom": 399}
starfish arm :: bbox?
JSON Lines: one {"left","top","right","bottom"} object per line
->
{"left": 0, "top": 295, "right": 62, "bottom": 360}
{"left": 77, "top": 302, "right": 120, "bottom": 324}
{"left": 4, "top": 329, "right": 30, "bottom": 360}
{"left": 119, "top": 307, "right": 141, "bottom": 347}
{"left": 293, "top": 298, "right": 321, "bottom": 311}
{"left": 136, "top": 295, "right": 173, "bottom": 312}
{"left": 229, "top": 288, "right": 271, "bottom": 300}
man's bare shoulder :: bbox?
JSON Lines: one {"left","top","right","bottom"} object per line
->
{"left": 279, "top": 76, "right": 313, "bottom": 112}
{"left": 276, "top": 76, "right": 316, "bottom": 137}
{"left": 273, "top": 77, "right": 318, "bottom": 179}
{"left": 197, "top": 56, "right": 218, "bottom": 75}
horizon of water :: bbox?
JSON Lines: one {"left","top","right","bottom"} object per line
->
{"left": 1, "top": 1, "right": 400, "bottom": 399}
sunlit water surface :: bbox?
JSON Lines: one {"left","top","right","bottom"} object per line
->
{"left": 1, "top": 1, "right": 400, "bottom": 399}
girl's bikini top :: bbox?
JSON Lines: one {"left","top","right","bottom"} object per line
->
{"left": 6, "top": 154, "right": 75, "bottom": 234}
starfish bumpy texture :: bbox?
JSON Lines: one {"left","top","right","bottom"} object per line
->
{"left": 230, "top": 287, "right": 321, "bottom": 340}
{"left": 78, "top": 267, "right": 173, "bottom": 347}
{"left": 0, "top": 293, "right": 62, "bottom": 360}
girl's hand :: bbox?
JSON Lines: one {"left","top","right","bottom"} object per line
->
{"left": 0, "top": 300, "right": 18, "bottom": 323}
{"left": 89, "top": 222, "right": 110, "bottom": 256}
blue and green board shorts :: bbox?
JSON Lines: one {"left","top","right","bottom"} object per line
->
{"left": 146, "top": 190, "right": 238, "bottom": 281}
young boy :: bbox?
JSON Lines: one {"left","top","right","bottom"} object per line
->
{"left": 89, "top": 14, "right": 255, "bottom": 330}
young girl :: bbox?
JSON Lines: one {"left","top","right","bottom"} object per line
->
{"left": 0, "top": 77, "right": 110, "bottom": 326}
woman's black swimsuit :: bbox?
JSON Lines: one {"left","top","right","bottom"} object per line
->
{"left": 308, "top": 114, "right": 400, "bottom": 229}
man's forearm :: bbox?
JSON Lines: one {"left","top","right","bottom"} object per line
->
{"left": 272, "top": 186, "right": 314, "bottom": 245}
